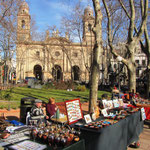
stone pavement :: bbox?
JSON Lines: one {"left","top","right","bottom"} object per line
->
{"left": 0, "top": 102, "right": 150, "bottom": 150}
{"left": 127, "top": 125, "right": 150, "bottom": 150}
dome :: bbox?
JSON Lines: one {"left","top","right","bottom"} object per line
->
{"left": 84, "top": 6, "right": 93, "bottom": 15}
{"left": 20, "top": 0, "right": 29, "bottom": 9}
{"left": 18, "top": 0, "right": 29, "bottom": 15}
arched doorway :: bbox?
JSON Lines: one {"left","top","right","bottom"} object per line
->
{"left": 52, "top": 65, "right": 62, "bottom": 81}
{"left": 72, "top": 66, "right": 80, "bottom": 81}
{"left": 34, "top": 65, "right": 42, "bottom": 80}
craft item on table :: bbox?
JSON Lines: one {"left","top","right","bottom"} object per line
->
{"left": 104, "top": 119, "right": 118, "bottom": 124}
{"left": 83, "top": 120, "right": 114, "bottom": 130}
{"left": 7, "top": 120, "right": 24, "bottom": 126}
{"left": 92, "top": 106, "right": 100, "bottom": 119}
{"left": 107, "top": 100, "right": 113, "bottom": 109}
{"left": 141, "top": 107, "right": 146, "bottom": 121}
{"left": 102, "top": 99, "right": 108, "bottom": 109}
{"left": 104, "top": 114, "right": 116, "bottom": 120}
{"left": 0, "top": 133, "right": 10, "bottom": 139}
{"left": 30, "top": 122, "right": 81, "bottom": 147}
{"left": 113, "top": 99, "right": 120, "bottom": 108}
{"left": 118, "top": 99, "right": 123, "bottom": 106}
{"left": 115, "top": 115, "right": 126, "bottom": 120}
{"left": 84, "top": 114, "right": 92, "bottom": 124}
{"left": 75, "top": 122, "right": 84, "bottom": 127}
{"left": 102, "top": 100, "right": 113, "bottom": 109}
{"left": 9, "top": 140, "right": 47, "bottom": 150}
{"left": 5, "top": 126, "right": 26, "bottom": 134}
{"left": 91, "top": 113, "right": 96, "bottom": 121}
{"left": 0, "top": 132, "right": 30, "bottom": 147}
{"left": 101, "top": 108, "right": 108, "bottom": 117}
{"left": 65, "top": 99, "right": 83, "bottom": 125}
{"left": 119, "top": 110, "right": 128, "bottom": 116}
{"left": 126, "top": 108, "right": 139, "bottom": 113}
{"left": 0, "top": 119, "right": 12, "bottom": 131}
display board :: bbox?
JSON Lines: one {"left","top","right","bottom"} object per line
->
{"left": 102, "top": 100, "right": 113, "bottom": 109}
{"left": 65, "top": 98, "right": 83, "bottom": 125}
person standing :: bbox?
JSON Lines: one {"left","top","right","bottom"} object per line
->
{"left": 46, "top": 97, "right": 59, "bottom": 119}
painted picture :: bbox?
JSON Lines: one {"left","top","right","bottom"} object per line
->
{"left": 65, "top": 99, "right": 83, "bottom": 125}
{"left": 84, "top": 114, "right": 92, "bottom": 124}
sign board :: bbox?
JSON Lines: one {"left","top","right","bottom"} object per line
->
{"left": 84, "top": 114, "right": 92, "bottom": 124}
{"left": 65, "top": 99, "right": 83, "bottom": 125}
{"left": 113, "top": 99, "right": 120, "bottom": 108}
{"left": 102, "top": 100, "right": 113, "bottom": 109}
{"left": 101, "top": 108, "right": 108, "bottom": 117}
{"left": 141, "top": 107, "right": 146, "bottom": 121}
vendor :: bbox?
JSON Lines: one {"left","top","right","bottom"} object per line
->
{"left": 30, "top": 99, "right": 47, "bottom": 124}
{"left": 46, "top": 97, "right": 59, "bottom": 119}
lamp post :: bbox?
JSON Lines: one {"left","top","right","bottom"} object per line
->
{"left": 117, "top": 56, "right": 123, "bottom": 92}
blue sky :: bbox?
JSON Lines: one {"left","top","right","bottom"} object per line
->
{"left": 26, "top": 0, "right": 90, "bottom": 32}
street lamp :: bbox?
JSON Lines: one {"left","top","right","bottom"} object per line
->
{"left": 117, "top": 56, "right": 123, "bottom": 92}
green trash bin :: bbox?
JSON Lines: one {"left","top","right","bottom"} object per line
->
{"left": 20, "top": 97, "right": 36, "bottom": 124}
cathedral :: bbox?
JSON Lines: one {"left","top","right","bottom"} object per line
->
{"left": 16, "top": 1, "right": 95, "bottom": 83}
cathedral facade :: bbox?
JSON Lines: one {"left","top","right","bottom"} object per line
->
{"left": 16, "top": 1, "right": 95, "bottom": 83}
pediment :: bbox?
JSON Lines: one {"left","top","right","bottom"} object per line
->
{"left": 45, "top": 37, "right": 71, "bottom": 45}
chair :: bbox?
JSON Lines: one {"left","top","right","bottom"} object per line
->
{"left": 26, "top": 112, "right": 31, "bottom": 125}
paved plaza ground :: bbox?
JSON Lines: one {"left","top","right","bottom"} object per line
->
{"left": 0, "top": 102, "right": 150, "bottom": 150}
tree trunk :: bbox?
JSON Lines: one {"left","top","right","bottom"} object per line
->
{"left": 89, "top": 52, "right": 101, "bottom": 113}
{"left": 147, "top": 61, "right": 150, "bottom": 97}
{"left": 128, "top": 65, "right": 136, "bottom": 93}
{"left": 127, "top": 42, "right": 137, "bottom": 93}
{"left": 89, "top": 0, "right": 103, "bottom": 113}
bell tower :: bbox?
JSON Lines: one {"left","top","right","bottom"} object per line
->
{"left": 17, "top": 0, "right": 30, "bottom": 41}
{"left": 83, "top": 6, "right": 95, "bottom": 44}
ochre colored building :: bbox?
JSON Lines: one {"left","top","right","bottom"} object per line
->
{"left": 16, "top": 1, "right": 95, "bottom": 83}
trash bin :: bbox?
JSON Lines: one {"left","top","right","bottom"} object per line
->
{"left": 20, "top": 97, "right": 36, "bottom": 124}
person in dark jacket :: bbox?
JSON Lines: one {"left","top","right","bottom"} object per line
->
{"left": 30, "top": 99, "right": 47, "bottom": 124}
{"left": 46, "top": 97, "right": 59, "bottom": 119}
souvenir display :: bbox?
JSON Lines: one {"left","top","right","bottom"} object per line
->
{"left": 9, "top": 140, "right": 47, "bottom": 150}
{"left": 101, "top": 108, "right": 108, "bottom": 117}
{"left": 102, "top": 100, "right": 113, "bottom": 109}
{"left": 107, "top": 100, "right": 113, "bottom": 109}
{"left": 83, "top": 119, "right": 118, "bottom": 130}
{"left": 118, "top": 99, "right": 124, "bottom": 106}
{"left": 65, "top": 99, "right": 83, "bottom": 125}
{"left": 0, "top": 119, "right": 12, "bottom": 131}
{"left": 125, "top": 107, "right": 139, "bottom": 113}
{"left": 84, "top": 114, "right": 92, "bottom": 124}
{"left": 30, "top": 122, "right": 81, "bottom": 148}
{"left": 105, "top": 107, "right": 139, "bottom": 120}
{"left": 113, "top": 99, "right": 120, "bottom": 108}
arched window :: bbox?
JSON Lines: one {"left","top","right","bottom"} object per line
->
{"left": 88, "top": 24, "right": 91, "bottom": 32}
{"left": 55, "top": 51, "right": 60, "bottom": 57}
{"left": 72, "top": 66, "right": 80, "bottom": 81}
{"left": 22, "top": 20, "right": 25, "bottom": 29}
{"left": 36, "top": 51, "right": 40, "bottom": 57}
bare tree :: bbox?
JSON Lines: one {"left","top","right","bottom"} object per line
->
{"left": 88, "top": 0, "right": 103, "bottom": 113}
{"left": 61, "top": 1, "right": 92, "bottom": 76}
{"left": 102, "top": 0, "right": 148, "bottom": 92}
{"left": 0, "top": 0, "right": 23, "bottom": 84}
{"left": 138, "top": 3, "right": 150, "bottom": 97}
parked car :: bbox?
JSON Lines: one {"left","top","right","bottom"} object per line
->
{"left": 25, "top": 77, "right": 36, "bottom": 84}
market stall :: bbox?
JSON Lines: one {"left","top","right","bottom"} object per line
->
{"left": 0, "top": 120, "right": 85, "bottom": 150}
{"left": 73, "top": 110, "right": 143, "bottom": 150}
{"left": 0, "top": 97, "right": 144, "bottom": 150}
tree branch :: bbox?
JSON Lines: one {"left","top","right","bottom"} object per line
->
{"left": 0, "top": 0, "right": 14, "bottom": 23}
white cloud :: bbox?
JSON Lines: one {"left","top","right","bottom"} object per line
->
{"left": 44, "top": 0, "right": 70, "bottom": 13}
